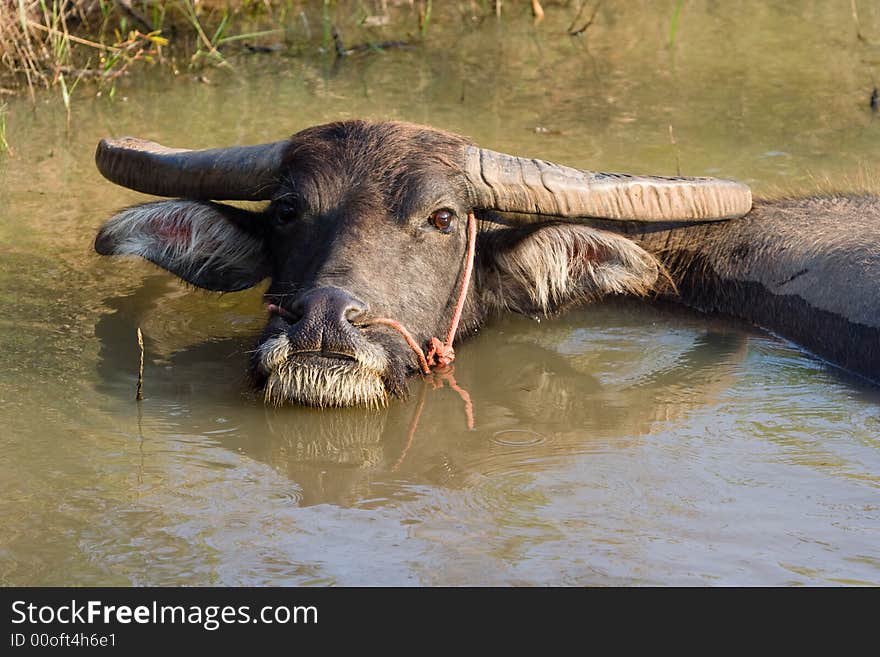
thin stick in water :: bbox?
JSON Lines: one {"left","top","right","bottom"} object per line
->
{"left": 667, "top": 0, "right": 684, "bottom": 48}
{"left": 136, "top": 327, "right": 144, "bottom": 401}
{"left": 668, "top": 124, "right": 681, "bottom": 177}
{"left": 851, "top": 0, "right": 865, "bottom": 41}
{"left": 531, "top": 0, "right": 545, "bottom": 22}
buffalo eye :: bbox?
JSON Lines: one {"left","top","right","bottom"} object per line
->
{"left": 273, "top": 199, "right": 299, "bottom": 225}
{"left": 429, "top": 209, "right": 455, "bottom": 233}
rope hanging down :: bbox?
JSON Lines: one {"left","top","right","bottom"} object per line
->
{"left": 266, "top": 212, "right": 478, "bottom": 428}
{"left": 365, "top": 211, "right": 477, "bottom": 375}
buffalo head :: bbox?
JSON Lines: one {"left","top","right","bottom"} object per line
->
{"left": 94, "top": 120, "right": 750, "bottom": 407}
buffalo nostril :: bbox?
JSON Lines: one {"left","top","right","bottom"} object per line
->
{"left": 267, "top": 303, "right": 302, "bottom": 324}
{"left": 345, "top": 302, "right": 368, "bottom": 324}
{"left": 283, "top": 287, "right": 368, "bottom": 327}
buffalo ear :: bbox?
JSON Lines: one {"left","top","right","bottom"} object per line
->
{"left": 476, "top": 223, "right": 661, "bottom": 315}
{"left": 95, "top": 200, "right": 270, "bottom": 291}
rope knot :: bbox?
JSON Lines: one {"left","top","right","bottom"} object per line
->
{"left": 426, "top": 336, "right": 455, "bottom": 369}
{"left": 362, "top": 212, "right": 476, "bottom": 378}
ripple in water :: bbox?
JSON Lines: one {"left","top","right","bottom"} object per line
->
{"left": 491, "top": 430, "right": 547, "bottom": 447}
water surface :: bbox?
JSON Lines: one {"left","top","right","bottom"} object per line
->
{"left": 1, "top": 1, "right": 879, "bottom": 585}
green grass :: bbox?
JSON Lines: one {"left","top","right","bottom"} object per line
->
{"left": 0, "top": 0, "right": 603, "bottom": 103}
{"left": 0, "top": 103, "right": 11, "bottom": 154}
{"left": 668, "top": 0, "right": 684, "bottom": 47}
{"left": 2, "top": 0, "right": 174, "bottom": 93}
{"left": 419, "top": 0, "right": 432, "bottom": 37}
{"left": 0, "top": 0, "right": 298, "bottom": 93}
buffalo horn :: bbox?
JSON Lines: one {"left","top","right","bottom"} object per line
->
{"left": 465, "top": 146, "right": 751, "bottom": 222}
{"left": 95, "top": 137, "right": 289, "bottom": 200}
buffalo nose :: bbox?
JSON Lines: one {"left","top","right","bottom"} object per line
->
{"left": 292, "top": 287, "right": 369, "bottom": 326}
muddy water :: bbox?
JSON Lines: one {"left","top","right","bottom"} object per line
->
{"left": 1, "top": 2, "right": 879, "bottom": 585}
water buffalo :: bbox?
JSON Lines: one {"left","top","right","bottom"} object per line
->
{"left": 93, "top": 120, "right": 877, "bottom": 406}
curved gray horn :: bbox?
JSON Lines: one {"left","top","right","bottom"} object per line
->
{"left": 95, "top": 137, "right": 289, "bottom": 200}
{"left": 465, "top": 146, "right": 752, "bottom": 222}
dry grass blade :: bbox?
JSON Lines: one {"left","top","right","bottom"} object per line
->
{"left": 0, "top": 102, "right": 11, "bottom": 154}
{"left": 26, "top": 19, "right": 120, "bottom": 51}
{"left": 136, "top": 327, "right": 144, "bottom": 401}
{"left": 531, "top": 0, "right": 544, "bottom": 22}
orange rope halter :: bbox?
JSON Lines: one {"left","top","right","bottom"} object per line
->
{"left": 364, "top": 211, "right": 477, "bottom": 429}
{"left": 267, "top": 212, "right": 478, "bottom": 428}
{"left": 365, "top": 211, "right": 477, "bottom": 376}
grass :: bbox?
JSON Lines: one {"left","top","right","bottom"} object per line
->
{"left": 2, "top": 0, "right": 174, "bottom": 96}
{"left": 418, "top": 0, "right": 431, "bottom": 38}
{"left": 0, "top": 0, "right": 300, "bottom": 95}
{"left": 667, "top": 0, "right": 684, "bottom": 47}
{"left": 0, "top": 1, "right": 596, "bottom": 105}
{"left": 0, "top": 102, "right": 11, "bottom": 154}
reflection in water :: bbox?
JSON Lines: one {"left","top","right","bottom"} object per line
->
{"left": 2, "top": 1, "right": 880, "bottom": 585}
{"left": 93, "top": 282, "right": 752, "bottom": 509}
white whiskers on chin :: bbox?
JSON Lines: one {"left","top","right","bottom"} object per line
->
{"left": 264, "top": 361, "right": 388, "bottom": 408}
{"left": 257, "top": 334, "right": 390, "bottom": 408}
